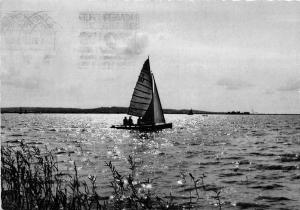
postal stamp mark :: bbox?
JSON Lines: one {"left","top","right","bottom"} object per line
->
{"left": 1, "top": 11, "right": 59, "bottom": 67}
{"left": 77, "top": 12, "right": 140, "bottom": 70}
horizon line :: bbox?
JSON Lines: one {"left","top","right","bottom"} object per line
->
{"left": 1, "top": 106, "right": 299, "bottom": 115}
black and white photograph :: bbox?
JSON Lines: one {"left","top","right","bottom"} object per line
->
{"left": 1, "top": 0, "right": 300, "bottom": 209}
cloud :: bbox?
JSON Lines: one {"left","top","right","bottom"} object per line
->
{"left": 1, "top": 67, "right": 42, "bottom": 90}
{"left": 123, "top": 32, "right": 149, "bottom": 56}
{"left": 217, "top": 78, "right": 253, "bottom": 90}
{"left": 3, "top": 78, "right": 41, "bottom": 90}
{"left": 264, "top": 89, "right": 275, "bottom": 95}
{"left": 277, "top": 80, "right": 300, "bottom": 92}
{"left": 98, "top": 32, "right": 149, "bottom": 59}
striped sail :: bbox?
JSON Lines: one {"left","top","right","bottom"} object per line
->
{"left": 127, "top": 59, "right": 153, "bottom": 117}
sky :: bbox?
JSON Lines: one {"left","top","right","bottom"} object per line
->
{"left": 1, "top": 0, "right": 300, "bottom": 114}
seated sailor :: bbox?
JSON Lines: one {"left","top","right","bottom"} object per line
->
{"left": 123, "top": 117, "right": 128, "bottom": 126}
{"left": 128, "top": 116, "right": 133, "bottom": 127}
{"left": 137, "top": 117, "right": 141, "bottom": 125}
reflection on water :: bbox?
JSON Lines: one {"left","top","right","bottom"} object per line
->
{"left": 1, "top": 114, "right": 300, "bottom": 209}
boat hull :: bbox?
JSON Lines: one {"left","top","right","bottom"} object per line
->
{"left": 111, "top": 123, "right": 172, "bottom": 131}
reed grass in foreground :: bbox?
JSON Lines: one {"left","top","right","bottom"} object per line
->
{"left": 1, "top": 142, "right": 224, "bottom": 210}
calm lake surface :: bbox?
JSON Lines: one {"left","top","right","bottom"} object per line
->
{"left": 1, "top": 114, "right": 300, "bottom": 209}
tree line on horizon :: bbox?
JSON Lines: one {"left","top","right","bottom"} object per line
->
{"left": 1, "top": 107, "right": 221, "bottom": 114}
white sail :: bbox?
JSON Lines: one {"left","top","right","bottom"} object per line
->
{"left": 127, "top": 59, "right": 153, "bottom": 117}
{"left": 152, "top": 75, "right": 166, "bottom": 124}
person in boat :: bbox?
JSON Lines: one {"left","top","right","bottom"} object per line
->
{"left": 137, "top": 117, "right": 142, "bottom": 125}
{"left": 128, "top": 116, "right": 133, "bottom": 127}
{"left": 123, "top": 117, "right": 128, "bottom": 126}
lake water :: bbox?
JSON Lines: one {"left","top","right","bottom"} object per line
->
{"left": 1, "top": 114, "right": 300, "bottom": 209}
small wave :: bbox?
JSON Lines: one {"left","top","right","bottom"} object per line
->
{"left": 200, "top": 161, "right": 220, "bottom": 165}
{"left": 254, "top": 141, "right": 264, "bottom": 144}
{"left": 236, "top": 179, "right": 257, "bottom": 185}
{"left": 291, "top": 174, "right": 300, "bottom": 180}
{"left": 249, "top": 152, "right": 275, "bottom": 157}
{"left": 185, "top": 150, "right": 200, "bottom": 158}
{"left": 4, "top": 140, "right": 21, "bottom": 144}
{"left": 250, "top": 131, "right": 267, "bottom": 137}
{"left": 254, "top": 174, "right": 285, "bottom": 180}
{"left": 256, "top": 195, "right": 291, "bottom": 202}
{"left": 26, "top": 141, "right": 43, "bottom": 145}
{"left": 222, "top": 156, "right": 242, "bottom": 160}
{"left": 81, "top": 128, "right": 88, "bottom": 132}
{"left": 235, "top": 202, "right": 270, "bottom": 209}
{"left": 173, "top": 142, "right": 181, "bottom": 146}
{"left": 164, "top": 195, "right": 197, "bottom": 200}
{"left": 190, "top": 141, "right": 203, "bottom": 146}
{"left": 219, "top": 172, "right": 244, "bottom": 177}
{"left": 250, "top": 183, "right": 283, "bottom": 190}
{"left": 232, "top": 160, "right": 251, "bottom": 166}
{"left": 202, "top": 150, "right": 217, "bottom": 156}
{"left": 180, "top": 186, "right": 203, "bottom": 193}
{"left": 255, "top": 164, "right": 298, "bottom": 171}
{"left": 221, "top": 180, "right": 237, "bottom": 184}
{"left": 238, "top": 160, "right": 251, "bottom": 165}
{"left": 203, "top": 184, "right": 223, "bottom": 192}
{"left": 10, "top": 134, "right": 23, "bottom": 137}
{"left": 278, "top": 153, "right": 300, "bottom": 162}
{"left": 55, "top": 150, "right": 75, "bottom": 155}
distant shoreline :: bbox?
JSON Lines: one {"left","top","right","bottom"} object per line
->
{"left": 1, "top": 107, "right": 220, "bottom": 114}
{"left": 1, "top": 107, "right": 299, "bottom": 115}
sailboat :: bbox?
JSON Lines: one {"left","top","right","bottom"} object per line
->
{"left": 111, "top": 57, "right": 172, "bottom": 131}
{"left": 187, "top": 109, "right": 193, "bottom": 115}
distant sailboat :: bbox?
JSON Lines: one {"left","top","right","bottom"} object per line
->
{"left": 111, "top": 57, "right": 172, "bottom": 130}
{"left": 187, "top": 109, "right": 193, "bottom": 115}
